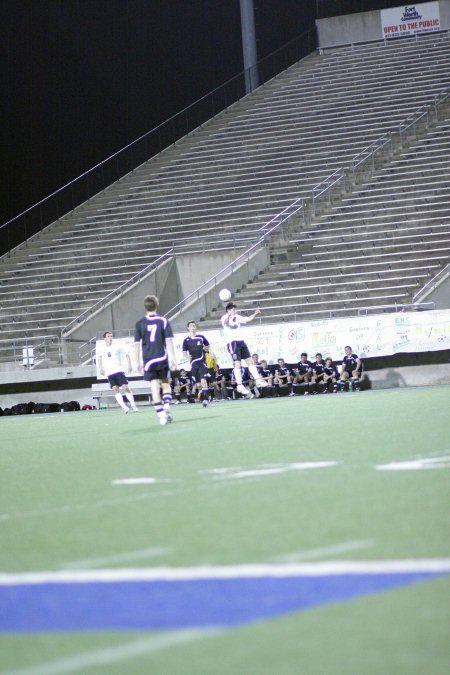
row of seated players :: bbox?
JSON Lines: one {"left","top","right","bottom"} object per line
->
{"left": 173, "top": 350, "right": 363, "bottom": 402}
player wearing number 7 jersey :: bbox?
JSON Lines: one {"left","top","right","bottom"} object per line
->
{"left": 134, "top": 295, "right": 178, "bottom": 425}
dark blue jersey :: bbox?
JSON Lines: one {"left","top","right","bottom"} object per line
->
{"left": 296, "top": 360, "right": 312, "bottom": 375}
{"left": 182, "top": 334, "right": 209, "bottom": 364}
{"left": 177, "top": 374, "right": 193, "bottom": 387}
{"left": 324, "top": 364, "right": 339, "bottom": 379}
{"left": 258, "top": 365, "right": 272, "bottom": 380}
{"left": 134, "top": 314, "right": 174, "bottom": 371}
{"left": 343, "top": 353, "right": 361, "bottom": 372}
{"left": 275, "top": 366, "right": 290, "bottom": 378}
{"left": 312, "top": 360, "right": 325, "bottom": 375}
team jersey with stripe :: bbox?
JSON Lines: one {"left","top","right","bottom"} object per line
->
{"left": 182, "top": 334, "right": 209, "bottom": 364}
{"left": 134, "top": 314, "right": 174, "bottom": 371}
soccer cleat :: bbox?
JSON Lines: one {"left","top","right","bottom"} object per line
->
{"left": 303, "top": 391, "right": 310, "bottom": 396}
{"left": 123, "top": 407, "right": 129, "bottom": 414}
{"left": 288, "top": 392, "right": 296, "bottom": 397}
{"left": 166, "top": 411, "right": 173, "bottom": 423}
{"left": 236, "top": 384, "right": 250, "bottom": 396}
{"left": 158, "top": 412, "right": 168, "bottom": 425}
{"left": 255, "top": 378, "right": 268, "bottom": 388}
{"left": 132, "top": 406, "right": 139, "bottom": 412}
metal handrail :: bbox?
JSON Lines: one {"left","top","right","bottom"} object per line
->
{"left": 318, "top": 87, "right": 450, "bottom": 208}
{"left": 167, "top": 198, "right": 305, "bottom": 320}
{"left": 311, "top": 168, "right": 345, "bottom": 214}
{"left": 0, "top": 334, "right": 62, "bottom": 367}
{"left": 412, "top": 262, "right": 450, "bottom": 302}
{"left": 61, "top": 248, "right": 174, "bottom": 337}
{"left": 165, "top": 89, "right": 450, "bottom": 322}
{"left": 357, "top": 301, "right": 435, "bottom": 316}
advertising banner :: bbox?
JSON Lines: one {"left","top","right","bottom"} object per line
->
{"left": 95, "top": 309, "right": 450, "bottom": 378}
{"left": 381, "top": 2, "right": 441, "bottom": 39}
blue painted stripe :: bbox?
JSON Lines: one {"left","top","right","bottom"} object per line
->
{"left": 0, "top": 572, "right": 444, "bottom": 632}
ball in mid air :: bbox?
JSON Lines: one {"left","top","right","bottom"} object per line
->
{"left": 219, "top": 288, "right": 232, "bottom": 302}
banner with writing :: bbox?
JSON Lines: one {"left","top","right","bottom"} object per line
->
{"left": 381, "top": 2, "right": 441, "bottom": 39}
{"left": 95, "top": 309, "right": 450, "bottom": 378}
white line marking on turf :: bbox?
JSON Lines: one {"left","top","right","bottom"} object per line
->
{"left": 274, "top": 540, "right": 374, "bottom": 563}
{"left": 0, "top": 629, "right": 219, "bottom": 675}
{"left": 112, "top": 477, "right": 172, "bottom": 485}
{"left": 61, "top": 547, "right": 171, "bottom": 570}
{"left": 376, "top": 456, "right": 450, "bottom": 471}
{"left": 203, "top": 461, "right": 338, "bottom": 479}
{"left": 1, "top": 560, "right": 450, "bottom": 585}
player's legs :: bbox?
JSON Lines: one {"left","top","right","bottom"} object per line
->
{"left": 161, "top": 379, "right": 173, "bottom": 418}
{"left": 146, "top": 366, "right": 172, "bottom": 424}
{"left": 339, "top": 369, "right": 350, "bottom": 391}
{"left": 111, "top": 383, "right": 128, "bottom": 412}
{"left": 121, "top": 384, "right": 138, "bottom": 411}
{"left": 229, "top": 342, "right": 252, "bottom": 397}
{"left": 192, "top": 362, "right": 210, "bottom": 407}
{"left": 244, "top": 356, "right": 267, "bottom": 389}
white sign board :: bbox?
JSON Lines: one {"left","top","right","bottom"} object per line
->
{"left": 95, "top": 308, "right": 450, "bottom": 378}
{"left": 381, "top": 2, "right": 441, "bottom": 39}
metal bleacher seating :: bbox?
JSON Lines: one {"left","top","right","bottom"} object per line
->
{"left": 1, "top": 31, "right": 450, "bottom": 345}
{"left": 223, "top": 114, "right": 450, "bottom": 324}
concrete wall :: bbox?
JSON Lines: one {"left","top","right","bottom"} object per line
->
{"left": 367, "top": 362, "right": 450, "bottom": 389}
{"left": 169, "top": 247, "right": 270, "bottom": 332}
{"left": 62, "top": 249, "right": 253, "bottom": 363}
{"left": 419, "top": 273, "right": 450, "bottom": 310}
{"left": 175, "top": 251, "right": 238, "bottom": 298}
{"left": 317, "top": 9, "right": 381, "bottom": 47}
{"left": 317, "top": 1, "right": 450, "bottom": 48}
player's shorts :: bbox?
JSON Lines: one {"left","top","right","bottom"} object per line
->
{"left": 191, "top": 360, "right": 210, "bottom": 383}
{"left": 108, "top": 372, "right": 128, "bottom": 388}
{"left": 227, "top": 340, "right": 251, "bottom": 362}
{"left": 344, "top": 366, "right": 362, "bottom": 377}
{"left": 143, "top": 364, "right": 170, "bottom": 382}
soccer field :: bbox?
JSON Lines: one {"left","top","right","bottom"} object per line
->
{"left": 1, "top": 387, "right": 449, "bottom": 674}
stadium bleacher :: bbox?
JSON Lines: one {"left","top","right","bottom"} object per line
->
{"left": 1, "top": 31, "right": 449, "bottom": 347}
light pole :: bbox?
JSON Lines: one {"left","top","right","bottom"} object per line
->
{"left": 239, "top": 0, "right": 259, "bottom": 94}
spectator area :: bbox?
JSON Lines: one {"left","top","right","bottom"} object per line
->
{"left": 1, "top": 32, "right": 449, "bottom": 343}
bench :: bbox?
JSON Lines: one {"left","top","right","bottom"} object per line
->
{"left": 91, "top": 380, "right": 152, "bottom": 409}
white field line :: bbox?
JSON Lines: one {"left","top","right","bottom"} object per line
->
{"left": 0, "top": 629, "right": 219, "bottom": 675}
{"left": 376, "top": 456, "right": 450, "bottom": 471}
{"left": 204, "top": 461, "right": 338, "bottom": 479}
{"left": 112, "top": 478, "right": 173, "bottom": 485}
{"left": 1, "top": 560, "right": 450, "bottom": 585}
{"left": 61, "top": 547, "right": 171, "bottom": 570}
{"left": 274, "top": 540, "right": 374, "bottom": 563}
{"left": 0, "top": 462, "right": 338, "bottom": 523}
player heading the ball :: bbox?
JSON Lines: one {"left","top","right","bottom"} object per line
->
{"left": 220, "top": 301, "right": 267, "bottom": 397}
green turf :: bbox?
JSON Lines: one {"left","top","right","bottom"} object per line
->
{"left": 1, "top": 386, "right": 449, "bottom": 673}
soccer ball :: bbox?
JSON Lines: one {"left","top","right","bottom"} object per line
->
{"left": 219, "top": 288, "right": 232, "bottom": 302}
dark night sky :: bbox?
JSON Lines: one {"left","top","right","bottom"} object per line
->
{"left": 1, "top": 0, "right": 403, "bottom": 229}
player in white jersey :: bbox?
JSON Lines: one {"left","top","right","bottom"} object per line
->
{"left": 220, "top": 302, "right": 267, "bottom": 397}
{"left": 98, "top": 332, "right": 138, "bottom": 413}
